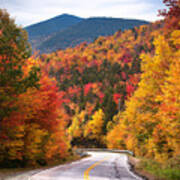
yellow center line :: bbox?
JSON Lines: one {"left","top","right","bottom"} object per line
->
{"left": 84, "top": 157, "right": 109, "bottom": 180}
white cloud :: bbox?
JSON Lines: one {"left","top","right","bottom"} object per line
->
{"left": 0, "top": 0, "right": 165, "bottom": 26}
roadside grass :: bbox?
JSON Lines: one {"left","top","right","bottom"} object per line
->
{"left": 140, "top": 159, "right": 180, "bottom": 180}
{"left": 130, "top": 155, "right": 180, "bottom": 180}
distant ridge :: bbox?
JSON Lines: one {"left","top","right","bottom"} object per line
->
{"left": 25, "top": 14, "right": 149, "bottom": 54}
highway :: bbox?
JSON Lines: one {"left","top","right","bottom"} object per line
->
{"left": 30, "top": 152, "right": 142, "bottom": 180}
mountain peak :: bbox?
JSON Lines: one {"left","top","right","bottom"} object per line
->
{"left": 25, "top": 13, "right": 83, "bottom": 38}
{"left": 54, "top": 13, "right": 83, "bottom": 20}
{"left": 60, "top": 13, "right": 75, "bottom": 17}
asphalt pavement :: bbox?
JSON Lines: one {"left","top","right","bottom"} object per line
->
{"left": 30, "top": 152, "right": 143, "bottom": 180}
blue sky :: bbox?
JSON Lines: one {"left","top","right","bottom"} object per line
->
{"left": 0, "top": 0, "right": 166, "bottom": 27}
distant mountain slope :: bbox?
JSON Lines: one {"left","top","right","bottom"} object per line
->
{"left": 25, "top": 14, "right": 83, "bottom": 50}
{"left": 39, "top": 17, "right": 149, "bottom": 53}
{"left": 25, "top": 15, "right": 149, "bottom": 53}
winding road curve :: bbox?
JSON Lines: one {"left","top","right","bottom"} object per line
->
{"left": 30, "top": 152, "right": 143, "bottom": 180}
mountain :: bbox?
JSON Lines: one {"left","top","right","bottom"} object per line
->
{"left": 25, "top": 14, "right": 149, "bottom": 53}
{"left": 25, "top": 14, "right": 84, "bottom": 50}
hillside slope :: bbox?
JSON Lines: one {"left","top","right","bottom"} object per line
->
{"left": 26, "top": 15, "right": 149, "bottom": 53}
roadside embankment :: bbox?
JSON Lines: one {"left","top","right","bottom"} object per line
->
{"left": 0, "top": 153, "right": 83, "bottom": 180}
{"left": 128, "top": 155, "right": 180, "bottom": 180}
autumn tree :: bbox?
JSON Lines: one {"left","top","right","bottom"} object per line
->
{"left": 84, "top": 109, "right": 105, "bottom": 146}
{"left": 159, "top": 0, "right": 180, "bottom": 30}
{"left": 0, "top": 71, "right": 70, "bottom": 166}
{"left": 0, "top": 9, "right": 39, "bottom": 124}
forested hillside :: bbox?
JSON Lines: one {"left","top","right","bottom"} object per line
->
{"left": 38, "top": 20, "right": 162, "bottom": 147}
{"left": 0, "top": 0, "right": 179, "bottom": 174}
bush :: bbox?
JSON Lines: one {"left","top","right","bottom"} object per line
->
{"left": 139, "top": 157, "right": 180, "bottom": 180}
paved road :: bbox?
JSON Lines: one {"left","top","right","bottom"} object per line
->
{"left": 30, "top": 152, "right": 142, "bottom": 180}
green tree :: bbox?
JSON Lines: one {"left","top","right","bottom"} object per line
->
{"left": 102, "top": 89, "right": 118, "bottom": 133}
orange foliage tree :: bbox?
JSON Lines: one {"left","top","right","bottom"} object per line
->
{"left": 0, "top": 10, "right": 70, "bottom": 166}
{"left": 0, "top": 70, "right": 70, "bottom": 166}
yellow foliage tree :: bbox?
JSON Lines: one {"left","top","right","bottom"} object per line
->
{"left": 24, "top": 124, "right": 48, "bottom": 165}
{"left": 68, "top": 109, "right": 86, "bottom": 139}
{"left": 84, "top": 109, "right": 104, "bottom": 144}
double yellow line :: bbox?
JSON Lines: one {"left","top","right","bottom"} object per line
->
{"left": 84, "top": 157, "right": 109, "bottom": 180}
